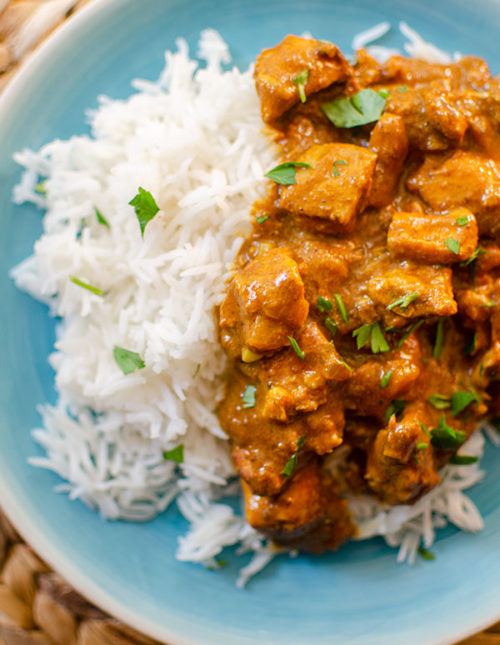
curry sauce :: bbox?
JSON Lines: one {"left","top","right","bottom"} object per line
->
{"left": 218, "top": 35, "right": 500, "bottom": 552}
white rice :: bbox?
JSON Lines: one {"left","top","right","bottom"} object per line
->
{"left": 11, "top": 26, "right": 496, "bottom": 584}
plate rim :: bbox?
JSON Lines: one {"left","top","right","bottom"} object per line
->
{"left": 0, "top": 1, "right": 499, "bottom": 643}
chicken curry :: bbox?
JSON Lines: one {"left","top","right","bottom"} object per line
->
{"left": 218, "top": 35, "right": 500, "bottom": 552}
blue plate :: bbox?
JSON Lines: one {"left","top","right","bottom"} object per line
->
{"left": 0, "top": 0, "right": 499, "bottom": 643}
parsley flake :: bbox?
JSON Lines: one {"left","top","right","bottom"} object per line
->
{"left": 95, "top": 207, "right": 110, "bottom": 228}
{"left": 293, "top": 69, "right": 309, "bottom": 103}
{"left": 430, "top": 416, "right": 466, "bottom": 450}
{"left": 324, "top": 316, "right": 338, "bottom": 337}
{"left": 256, "top": 215, "right": 269, "bottom": 224}
{"left": 113, "top": 345, "right": 145, "bottom": 375}
{"left": 264, "top": 162, "right": 312, "bottom": 185}
{"left": 445, "top": 237, "right": 460, "bottom": 255}
{"left": 69, "top": 276, "right": 106, "bottom": 297}
{"left": 288, "top": 336, "right": 306, "bottom": 359}
{"left": 385, "top": 399, "right": 406, "bottom": 423}
{"left": 416, "top": 442, "right": 429, "bottom": 451}
{"left": 332, "top": 159, "right": 347, "bottom": 177}
{"left": 317, "top": 296, "right": 333, "bottom": 312}
{"left": 378, "top": 88, "right": 390, "bottom": 99}
{"left": 334, "top": 293, "right": 348, "bottom": 322}
{"left": 456, "top": 216, "right": 468, "bottom": 226}
{"left": 380, "top": 369, "right": 393, "bottom": 388}
{"left": 283, "top": 437, "right": 306, "bottom": 478}
{"left": 386, "top": 292, "right": 419, "bottom": 312}
{"left": 449, "top": 454, "right": 478, "bottom": 465}
{"left": 353, "top": 322, "right": 390, "bottom": 353}
{"left": 242, "top": 384, "right": 257, "bottom": 409}
{"left": 163, "top": 445, "right": 184, "bottom": 463}
{"left": 129, "top": 187, "right": 160, "bottom": 237}
{"left": 321, "top": 88, "right": 386, "bottom": 128}
{"left": 450, "top": 390, "right": 480, "bottom": 416}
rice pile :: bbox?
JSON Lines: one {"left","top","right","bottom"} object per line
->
{"left": 11, "top": 24, "right": 497, "bottom": 585}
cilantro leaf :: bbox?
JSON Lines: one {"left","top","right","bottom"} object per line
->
{"left": 445, "top": 237, "right": 460, "bottom": 255}
{"left": 332, "top": 159, "right": 347, "bottom": 176}
{"left": 380, "top": 369, "right": 393, "bottom": 388}
{"left": 385, "top": 399, "right": 406, "bottom": 423}
{"left": 256, "top": 215, "right": 269, "bottom": 224}
{"left": 283, "top": 437, "right": 306, "bottom": 478}
{"left": 416, "top": 442, "right": 429, "bottom": 451}
{"left": 264, "top": 162, "right": 312, "bottom": 185}
{"left": 163, "top": 445, "right": 184, "bottom": 463}
{"left": 428, "top": 393, "right": 451, "bottom": 410}
{"left": 242, "top": 384, "right": 257, "bottom": 409}
{"left": 113, "top": 345, "right": 145, "bottom": 375}
{"left": 95, "top": 207, "right": 110, "bottom": 228}
{"left": 129, "top": 187, "right": 160, "bottom": 236}
{"left": 321, "top": 89, "right": 386, "bottom": 128}
{"left": 449, "top": 454, "right": 478, "bottom": 465}
{"left": 450, "top": 390, "right": 480, "bottom": 416}
{"left": 386, "top": 292, "right": 419, "bottom": 312}
{"left": 288, "top": 336, "right": 306, "bottom": 359}
{"left": 334, "top": 293, "right": 348, "bottom": 322}
{"left": 317, "top": 296, "right": 333, "bottom": 312}
{"left": 352, "top": 322, "right": 389, "bottom": 353}
{"left": 324, "top": 316, "right": 338, "bottom": 337}
{"left": 430, "top": 416, "right": 466, "bottom": 450}
{"left": 69, "top": 276, "right": 106, "bottom": 297}
{"left": 456, "top": 216, "right": 468, "bottom": 226}
{"left": 293, "top": 69, "right": 309, "bottom": 103}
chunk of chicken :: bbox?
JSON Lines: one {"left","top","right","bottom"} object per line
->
{"left": 219, "top": 245, "right": 309, "bottom": 359}
{"left": 279, "top": 143, "right": 377, "bottom": 233}
{"left": 368, "top": 113, "right": 408, "bottom": 208}
{"left": 243, "top": 460, "right": 354, "bottom": 552}
{"left": 407, "top": 151, "right": 500, "bottom": 237}
{"left": 387, "top": 209, "right": 478, "bottom": 264}
{"left": 254, "top": 35, "right": 352, "bottom": 123}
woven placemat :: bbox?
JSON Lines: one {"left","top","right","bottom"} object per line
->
{"left": 0, "top": 2, "right": 499, "bottom": 644}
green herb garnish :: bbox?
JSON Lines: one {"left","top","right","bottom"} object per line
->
{"left": 332, "top": 159, "right": 347, "bottom": 176}
{"left": 334, "top": 293, "right": 348, "bottom": 322}
{"left": 380, "top": 369, "right": 393, "bottom": 388}
{"left": 386, "top": 292, "right": 419, "bottom": 312}
{"left": 418, "top": 546, "right": 435, "bottom": 561}
{"left": 449, "top": 454, "right": 478, "bottom": 465}
{"left": 321, "top": 88, "right": 386, "bottom": 128}
{"left": 69, "top": 276, "right": 106, "bottom": 297}
{"left": 464, "top": 332, "right": 476, "bottom": 356}
{"left": 385, "top": 399, "right": 406, "bottom": 423}
{"left": 456, "top": 216, "right": 468, "bottom": 226}
{"left": 288, "top": 336, "right": 306, "bottom": 359}
{"left": 113, "top": 345, "right": 145, "bottom": 375}
{"left": 193, "top": 363, "right": 201, "bottom": 378}
{"left": 264, "top": 162, "right": 312, "bottom": 185}
{"left": 162, "top": 445, "right": 184, "bottom": 463}
{"left": 95, "top": 207, "right": 110, "bottom": 228}
{"left": 450, "top": 390, "right": 480, "bottom": 416}
{"left": 460, "top": 247, "right": 486, "bottom": 290}
{"left": 445, "top": 237, "right": 460, "bottom": 255}
{"left": 324, "top": 316, "right": 338, "bottom": 336}
{"left": 35, "top": 180, "right": 47, "bottom": 195}
{"left": 242, "top": 384, "right": 257, "bottom": 409}
{"left": 293, "top": 69, "right": 309, "bottom": 103}
{"left": 317, "top": 296, "right": 333, "bottom": 312}
{"left": 396, "top": 86, "right": 408, "bottom": 93}
{"left": 433, "top": 318, "right": 445, "bottom": 360}
{"left": 129, "top": 187, "right": 160, "bottom": 236}
{"left": 378, "top": 88, "right": 390, "bottom": 99}
{"left": 430, "top": 416, "right": 466, "bottom": 450}
{"left": 283, "top": 437, "right": 306, "bottom": 478}
{"left": 353, "top": 322, "right": 390, "bottom": 353}
{"left": 396, "top": 319, "right": 424, "bottom": 348}
{"left": 256, "top": 215, "right": 269, "bottom": 224}
{"left": 416, "top": 442, "right": 429, "bottom": 451}
{"left": 428, "top": 393, "right": 450, "bottom": 410}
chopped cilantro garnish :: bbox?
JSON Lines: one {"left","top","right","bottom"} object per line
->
{"left": 418, "top": 546, "right": 435, "bottom": 561}
{"left": 385, "top": 399, "right": 406, "bottom": 423}
{"left": 353, "top": 322, "right": 390, "bottom": 353}
{"left": 396, "top": 319, "right": 424, "bottom": 348}
{"left": 416, "top": 442, "right": 429, "bottom": 451}
{"left": 256, "top": 215, "right": 269, "bottom": 224}
{"left": 113, "top": 345, "right": 145, "bottom": 375}
{"left": 456, "top": 216, "right": 468, "bottom": 226}
{"left": 242, "top": 384, "right": 257, "bottom": 409}
{"left": 380, "top": 369, "right": 393, "bottom": 388}
{"left": 428, "top": 393, "right": 450, "bottom": 410}
{"left": 129, "top": 187, "right": 160, "bottom": 236}
{"left": 445, "top": 237, "right": 460, "bottom": 255}
{"left": 430, "top": 416, "right": 466, "bottom": 450}
{"left": 264, "top": 162, "right": 312, "bottom": 185}
{"left": 321, "top": 88, "right": 386, "bottom": 128}
{"left": 386, "top": 292, "right": 419, "bottom": 312}
{"left": 420, "top": 422, "right": 431, "bottom": 437}
{"left": 95, "top": 207, "right": 110, "bottom": 228}
{"left": 334, "top": 293, "right": 348, "bottom": 322}
{"left": 293, "top": 69, "right": 309, "bottom": 103}
{"left": 317, "top": 296, "right": 333, "bottom": 312}
{"left": 449, "top": 454, "right": 478, "bottom": 465}
{"left": 450, "top": 390, "right": 480, "bottom": 416}
{"left": 460, "top": 247, "right": 486, "bottom": 290}
{"left": 433, "top": 318, "right": 445, "bottom": 360}
{"left": 288, "top": 336, "right": 306, "bottom": 359}
{"left": 332, "top": 159, "right": 347, "bottom": 176}
{"left": 69, "top": 276, "right": 106, "bottom": 297}
{"left": 283, "top": 437, "right": 306, "bottom": 478}
{"left": 378, "top": 88, "right": 390, "bottom": 99}
{"left": 162, "top": 444, "right": 184, "bottom": 463}
{"left": 324, "top": 316, "right": 338, "bottom": 336}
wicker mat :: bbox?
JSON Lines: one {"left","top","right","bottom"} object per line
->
{"left": 0, "top": 2, "right": 499, "bottom": 644}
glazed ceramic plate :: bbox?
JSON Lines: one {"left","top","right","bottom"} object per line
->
{"left": 0, "top": 1, "right": 499, "bottom": 643}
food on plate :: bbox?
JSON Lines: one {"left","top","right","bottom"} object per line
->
{"left": 10, "top": 27, "right": 499, "bottom": 583}
{"left": 218, "top": 34, "right": 500, "bottom": 552}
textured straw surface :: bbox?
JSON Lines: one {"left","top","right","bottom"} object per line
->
{"left": 0, "top": 2, "right": 498, "bottom": 644}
